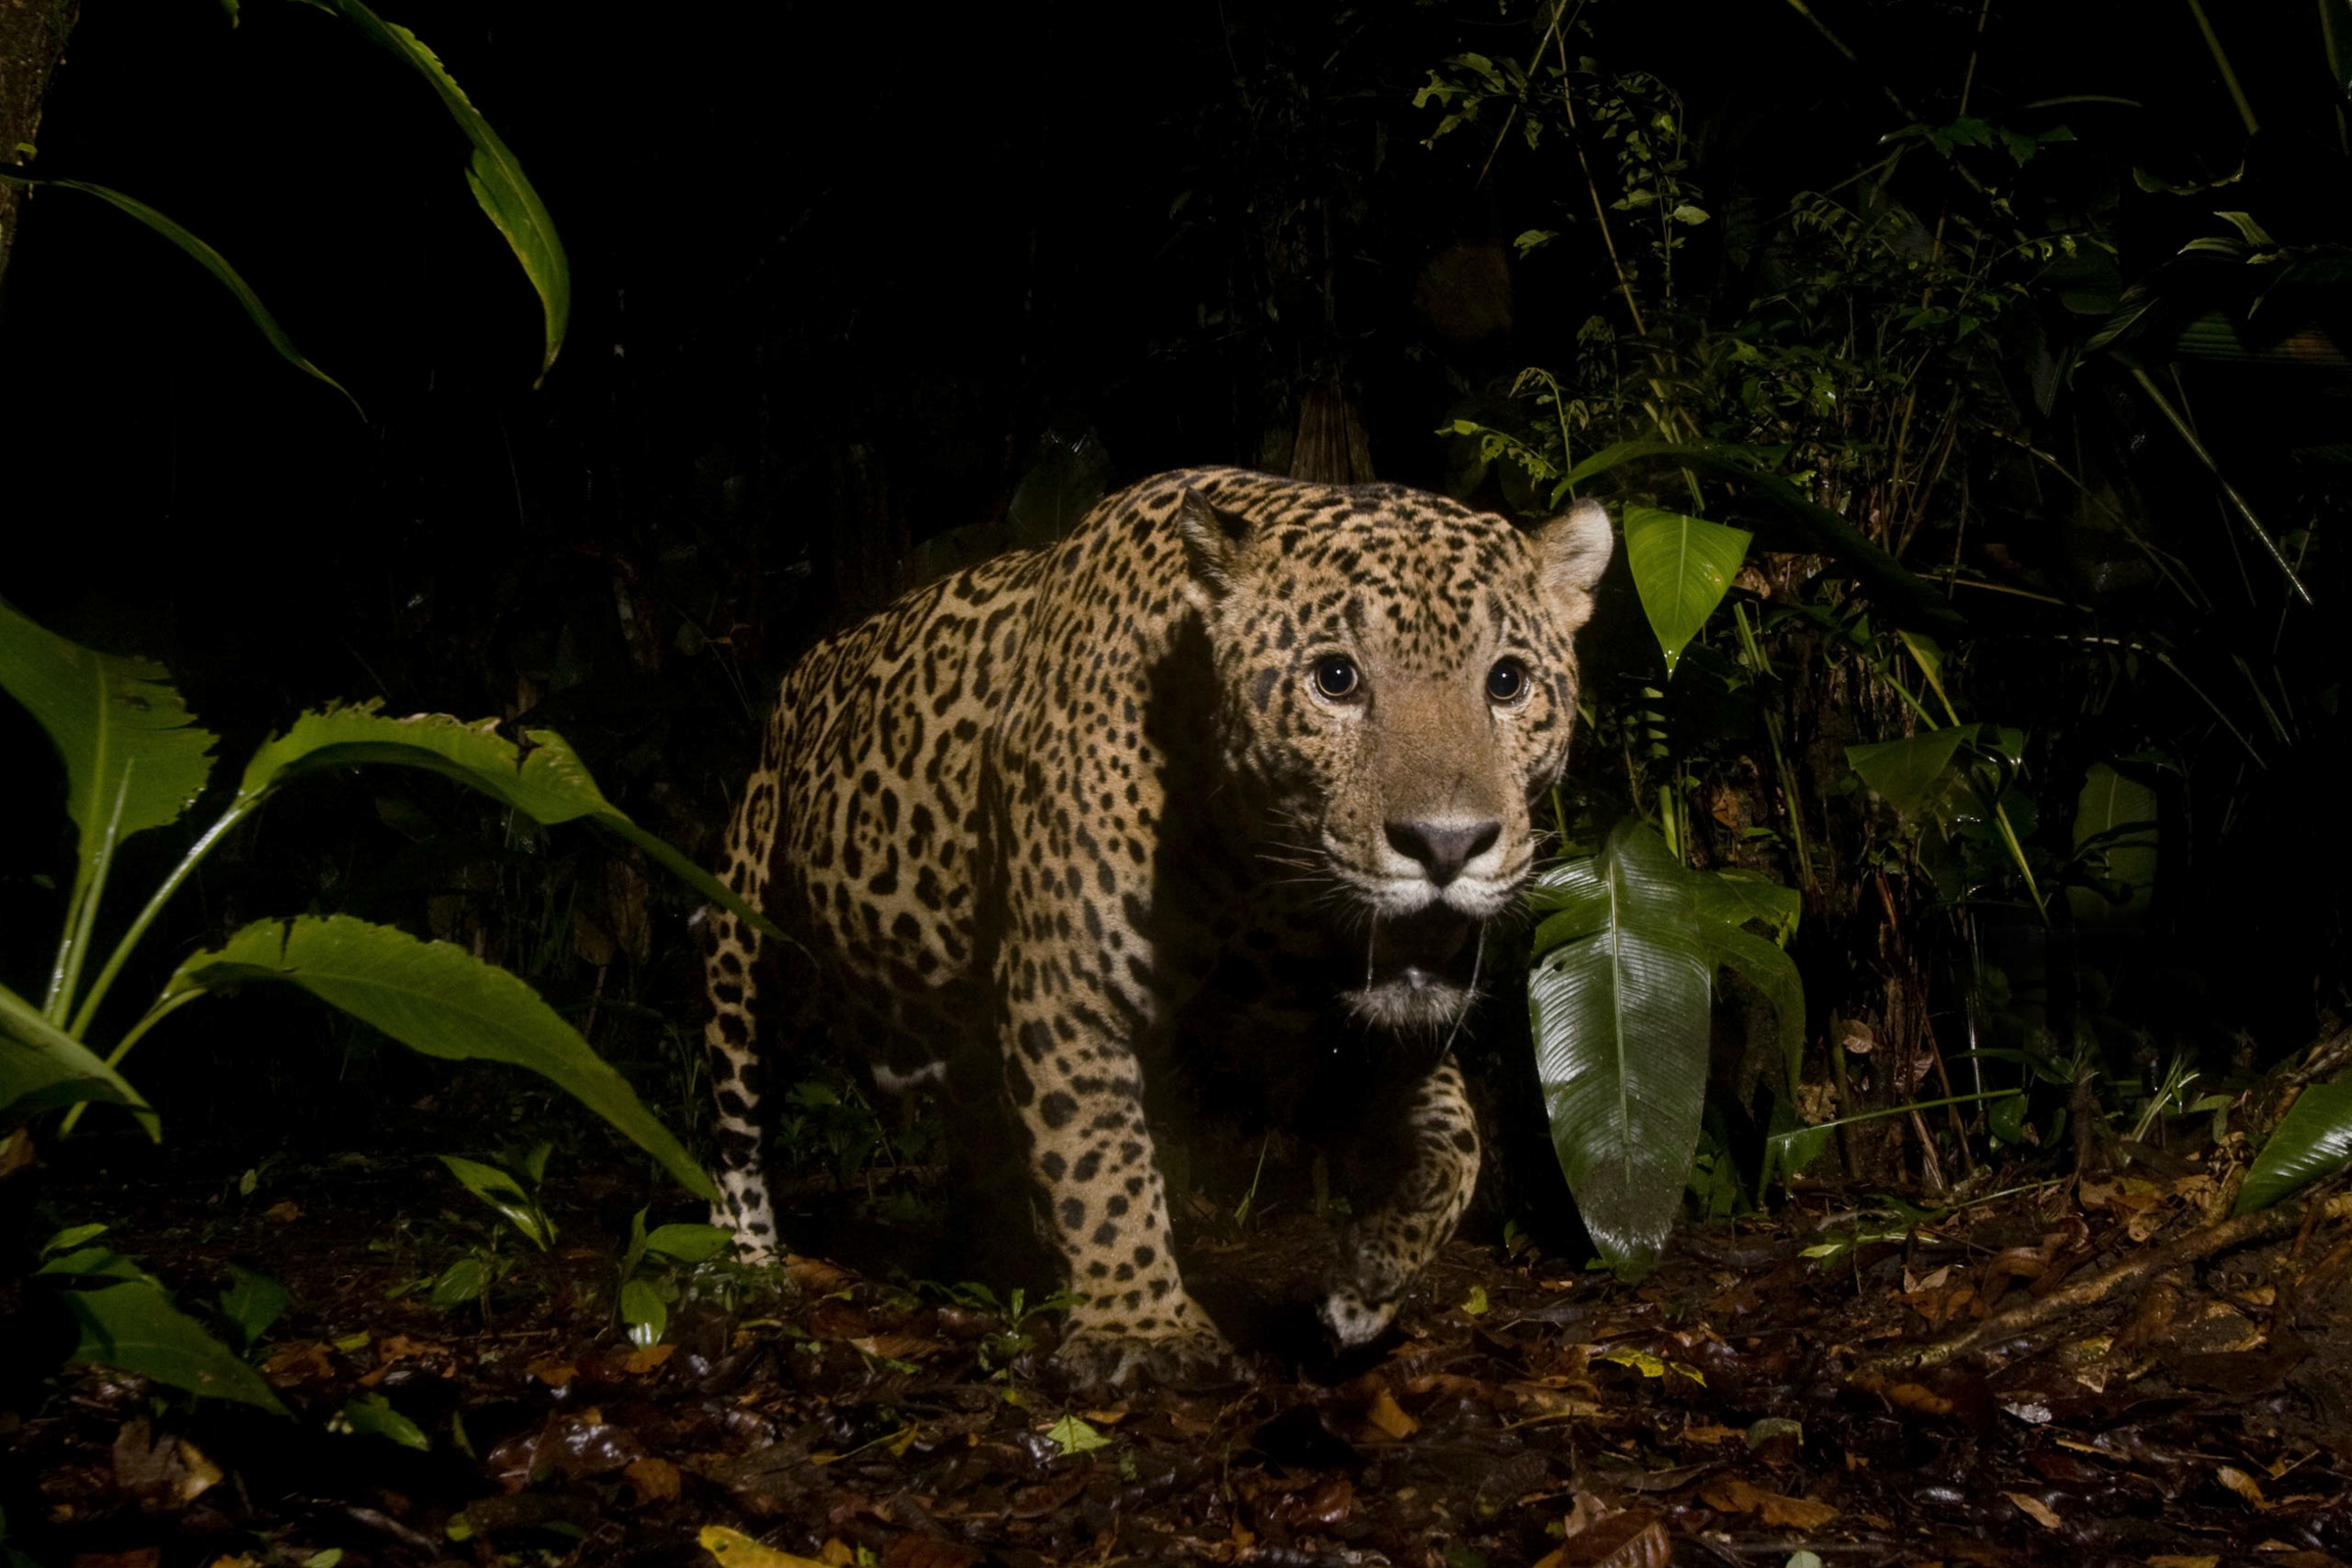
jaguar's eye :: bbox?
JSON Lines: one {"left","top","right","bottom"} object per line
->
{"left": 1487, "top": 658, "right": 1532, "bottom": 704}
{"left": 1312, "top": 655, "right": 1361, "bottom": 700}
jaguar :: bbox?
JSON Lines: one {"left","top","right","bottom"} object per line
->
{"left": 701, "top": 466, "right": 1611, "bottom": 1382}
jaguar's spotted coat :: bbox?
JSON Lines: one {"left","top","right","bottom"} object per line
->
{"left": 702, "top": 467, "right": 1611, "bottom": 1382}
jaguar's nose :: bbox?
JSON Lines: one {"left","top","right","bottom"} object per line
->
{"left": 1385, "top": 818, "right": 1501, "bottom": 886}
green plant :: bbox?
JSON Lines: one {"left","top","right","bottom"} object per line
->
{"left": 925, "top": 1280, "right": 1078, "bottom": 1372}
{"left": 0, "top": 0, "right": 566, "bottom": 401}
{"left": 1525, "top": 818, "right": 1804, "bottom": 1274}
{"left": 30, "top": 1225, "right": 288, "bottom": 1411}
{"left": 0, "top": 598, "right": 799, "bottom": 1396}
{"left": 1409, "top": 0, "right": 2352, "bottom": 1242}
{"left": 616, "top": 1207, "right": 731, "bottom": 1347}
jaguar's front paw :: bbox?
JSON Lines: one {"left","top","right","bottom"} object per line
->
{"left": 1051, "top": 1314, "right": 1235, "bottom": 1389}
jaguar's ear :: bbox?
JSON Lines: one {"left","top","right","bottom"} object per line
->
{"left": 1531, "top": 499, "right": 1613, "bottom": 632}
{"left": 1176, "top": 488, "right": 1256, "bottom": 607}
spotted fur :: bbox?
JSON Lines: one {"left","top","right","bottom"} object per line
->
{"left": 702, "top": 467, "right": 1611, "bottom": 1382}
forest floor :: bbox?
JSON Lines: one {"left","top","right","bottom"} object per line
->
{"left": 13, "top": 1137, "right": 2352, "bottom": 1568}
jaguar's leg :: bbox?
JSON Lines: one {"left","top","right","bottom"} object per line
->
{"left": 998, "top": 967, "right": 1231, "bottom": 1386}
{"left": 1320, "top": 1058, "right": 1481, "bottom": 1347}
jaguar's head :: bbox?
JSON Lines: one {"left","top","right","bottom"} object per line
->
{"left": 1179, "top": 483, "right": 1613, "bottom": 1032}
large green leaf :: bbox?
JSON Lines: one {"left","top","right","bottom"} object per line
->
{"left": 1527, "top": 820, "right": 1715, "bottom": 1275}
{"left": 2067, "top": 761, "right": 2158, "bottom": 924}
{"left": 1845, "top": 726, "right": 1974, "bottom": 818}
{"left": 233, "top": 703, "right": 787, "bottom": 943}
{"left": 164, "top": 914, "right": 715, "bottom": 1200}
{"left": 0, "top": 172, "right": 360, "bottom": 415}
{"left": 1620, "top": 506, "right": 1752, "bottom": 674}
{"left": 0, "top": 981, "right": 157, "bottom": 1135}
{"left": 0, "top": 598, "right": 218, "bottom": 867}
{"left": 35, "top": 1240, "right": 287, "bottom": 1412}
{"left": 0, "top": 598, "right": 221, "bottom": 1014}
{"left": 293, "top": 0, "right": 569, "bottom": 381}
{"left": 2236, "top": 1073, "right": 2352, "bottom": 1214}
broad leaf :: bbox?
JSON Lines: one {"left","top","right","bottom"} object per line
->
{"left": 294, "top": 0, "right": 569, "bottom": 380}
{"left": 332, "top": 1393, "right": 431, "bottom": 1450}
{"left": 165, "top": 914, "right": 715, "bottom": 1200}
{"left": 2067, "top": 762, "right": 2158, "bottom": 923}
{"left": 216, "top": 1264, "right": 289, "bottom": 1355}
{"left": 234, "top": 703, "right": 787, "bottom": 943}
{"left": 436, "top": 1154, "right": 556, "bottom": 1250}
{"left": 1846, "top": 726, "right": 1974, "bottom": 817}
{"left": 0, "top": 598, "right": 217, "bottom": 873}
{"left": 0, "top": 172, "right": 359, "bottom": 414}
{"left": 620, "top": 1277, "right": 667, "bottom": 1348}
{"left": 1690, "top": 868, "right": 1801, "bottom": 944}
{"left": 1620, "top": 506, "right": 1752, "bottom": 674}
{"left": 1527, "top": 820, "right": 1714, "bottom": 1275}
{"left": 0, "top": 980, "right": 157, "bottom": 1135}
{"left": 2236, "top": 1073, "right": 2352, "bottom": 1213}
{"left": 642, "top": 1222, "right": 731, "bottom": 1263}
{"left": 54, "top": 1279, "right": 287, "bottom": 1412}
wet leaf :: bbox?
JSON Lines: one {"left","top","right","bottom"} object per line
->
{"left": 2236, "top": 1072, "right": 2352, "bottom": 1212}
{"left": 1620, "top": 506, "right": 1752, "bottom": 674}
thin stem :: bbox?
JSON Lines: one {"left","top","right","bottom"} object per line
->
{"left": 68, "top": 796, "right": 265, "bottom": 1040}
{"left": 47, "top": 764, "right": 135, "bottom": 1025}
{"left": 1547, "top": 10, "right": 1645, "bottom": 336}
{"left": 2128, "top": 365, "right": 2311, "bottom": 604}
{"left": 2185, "top": 0, "right": 2260, "bottom": 135}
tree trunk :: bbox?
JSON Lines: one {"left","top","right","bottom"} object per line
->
{"left": 0, "top": 0, "right": 81, "bottom": 288}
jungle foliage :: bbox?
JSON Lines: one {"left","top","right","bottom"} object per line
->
{"left": 5, "top": 0, "right": 2350, "bottom": 1353}
{"left": 1394, "top": 0, "right": 2352, "bottom": 1252}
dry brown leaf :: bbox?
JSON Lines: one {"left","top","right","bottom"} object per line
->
{"left": 2147, "top": 1555, "right": 2221, "bottom": 1567}
{"left": 1361, "top": 1387, "right": 1419, "bottom": 1440}
{"left": 2215, "top": 1464, "right": 2268, "bottom": 1507}
{"left": 1677, "top": 1423, "right": 1743, "bottom": 1446}
{"left": 1701, "top": 1476, "right": 1837, "bottom": 1530}
{"left": 623, "top": 1456, "right": 681, "bottom": 1504}
{"left": 257, "top": 1341, "right": 336, "bottom": 1383}
{"left": 784, "top": 1254, "right": 855, "bottom": 1292}
{"left": 264, "top": 1200, "right": 302, "bottom": 1224}
{"left": 615, "top": 1343, "right": 676, "bottom": 1375}
{"left": 2004, "top": 1491, "right": 2062, "bottom": 1529}
{"left": 529, "top": 1356, "right": 579, "bottom": 1387}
